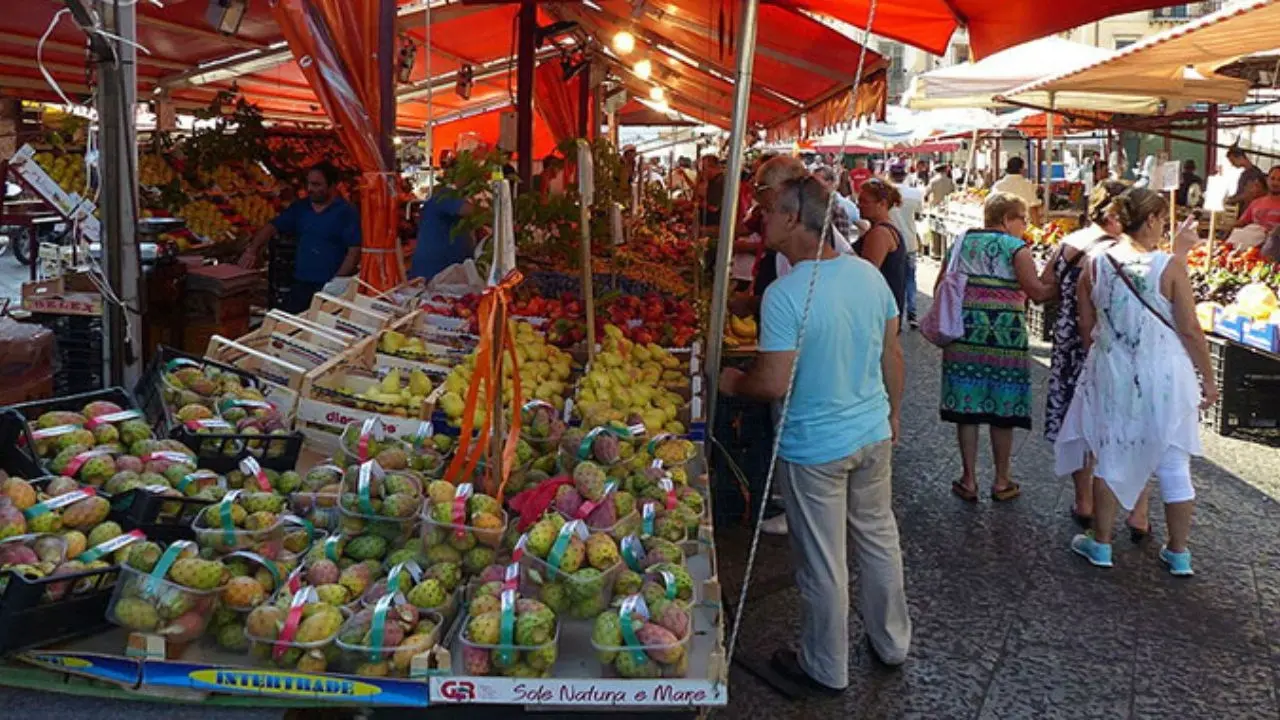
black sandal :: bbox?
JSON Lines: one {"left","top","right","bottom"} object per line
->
{"left": 991, "top": 482, "right": 1022, "bottom": 502}
{"left": 951, "top": 480, "right": 978, "bottom": 503}
{"left": 1126, "top": 518, "right": 1151, "bottom": 544}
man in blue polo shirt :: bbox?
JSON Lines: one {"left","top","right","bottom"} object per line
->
{"left": 240, "top": 162, "right": 361, "bottom": 312}
{"left": 409, "top": 171, "right": 475, "bottom": 283}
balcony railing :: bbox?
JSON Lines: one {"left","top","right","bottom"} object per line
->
{"left": 1151, "top": 2, "right": 1223, "bottom": 21}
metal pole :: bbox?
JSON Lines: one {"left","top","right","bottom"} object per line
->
{"left": 1205, "top": 104, "right": 1219, "bottom": 176}
{"left": 577, "top": 62, "right": 591, "bottom": 139}
{"left": 100, "top": 0, "right": 142, "bottom": 386}
{"left": 704, "top": 0, "right": 760, "bottom": 433}
{"left": 1043, "top": 93, "right": 1054, "bottom": 221}
{"left": 516, "top": 0, "right": 536, "bottom": 187}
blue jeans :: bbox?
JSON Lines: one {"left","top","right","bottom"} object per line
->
{"left": 904, "top": 252, "right": 918, "bottom": 318}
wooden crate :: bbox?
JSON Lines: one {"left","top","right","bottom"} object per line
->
{"left": 295, "top": 335, "right": 443, "bottom": 455}
{"left": 209, "top": 310, "right": 358, "bottom": 374}
{"left": 337, "top": 276, "right": 428, "bottom": 319}
{"left": 303, "top": 292, "right": 395, "bottom": 340}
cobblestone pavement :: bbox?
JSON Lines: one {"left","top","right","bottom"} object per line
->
{"left": 713, "top": 257, "right": 1280, "bottom": 720}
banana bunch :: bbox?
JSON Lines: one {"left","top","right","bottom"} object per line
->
{"left": 179, "top": 200, "right": 233, "bottom": 241}
{"left": 231, "top": 195, "right": 273, "bottom": 226}
{"left": 35, "top": 152, "right": 86, "bottom": 195}
{"left": 212, "top": 165, "right": 245, "bottom": 192}
{"left": 139, "top": 154, "right": 176, "bottom": 186}
{"left": 723, "top": 314, "right": 757, "bottom": 349}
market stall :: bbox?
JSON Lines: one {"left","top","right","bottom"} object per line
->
{"left": 999, "top": 0, "right": 1280, "bottom": 435}
{"left": 0, "top": 151, "right": 732, "bottom": 708}
{"left": 0, "top": 0, "right": 1247, "bottom": 713}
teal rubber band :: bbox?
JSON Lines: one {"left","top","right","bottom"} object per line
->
{"left": 357, "top": 464, "right": 376, "bottom": 515}
{"left": 324, "top": 535, "right": 342, "bottom": 562}
{"left": 619, "top": 605, "right": 647, "bottom": 665}
{"left": 642, "top": 503, "right": 656, "bottom": 536}
{"left": 146, "top": 540, "right": 193, "bottom": 594}
{"left": 497, "top": 590, "right": 516, "bottom": 667}
{"left": 621, "top": 535, "right": 644, "bottom": 572}
{"left": 218, "top": 493, "right": 240, "bottom": 546}
{"left": 370, "top": 593, "right": 393, "bottom": 662}
{"left": 545, "top": 525, "right": 575, "bottom": 578}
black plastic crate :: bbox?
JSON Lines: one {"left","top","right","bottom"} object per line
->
{"left": 33, "top": 314, "right": 106, "bottom": 396}
{"left": 1201, "top": 338, "right": 1280, "bottom": 437}
{"left": 0, "top": 473, "right": 126, "bottom": 654}
{"left": 4, "top": 397, "right": 211, "bottom": 543}
{"left": 135, "top": 345, "right": 303, "bottom": 472}
{"left": 5, "top": 387, "right": 137, "bottom": 478}
{"left": 0, "top": 560, "right": 121, "bottom": 654}
{"left": 1026, "top": 301, "right": 1059, "bottom": 344}
{"left": 267, "top": 237, "right": 297, "bottom": 311}
{"left": 106, "top": 488, "right": 210, "bottom": 545}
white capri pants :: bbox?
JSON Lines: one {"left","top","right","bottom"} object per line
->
{"left": 1154, "top": 446, "right": 1195, "bottom": 505}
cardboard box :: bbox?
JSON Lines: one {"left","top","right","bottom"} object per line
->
{"left": 0, "top": 317, "right": 55, "bottom": 404}
{"left": 1242, "top": 320, "right": 1280, "bottom": 354}
{"left": 21, "top": 274, "right": 103, "bottom": 317}
{"left": 1214, "top": 313, "right": 1247, "bottom": 343}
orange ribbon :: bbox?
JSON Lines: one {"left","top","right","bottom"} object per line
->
{"left": 444, "top": 269, "right": 525, "bottom": 503}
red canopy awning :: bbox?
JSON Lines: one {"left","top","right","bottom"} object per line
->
{"left": 0, "top": 0, "right": 886, "bottom": 134}
{"left": 775, "top": 0, "right": 1202, "bottom": 59}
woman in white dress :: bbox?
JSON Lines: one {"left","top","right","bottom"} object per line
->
{"left": 1056, "top": 188, "right": 1218, "bottom": 576}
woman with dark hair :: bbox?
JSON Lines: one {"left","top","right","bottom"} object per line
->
{"left": 856, "top": 179, "right": 909, "bottom": 313}
{"left": 1039, "top": 181, "right": 1126, "bottom": 527}
{"left": 939, "top": 192, "right": 1055, "bottom": 503}
{"left": 1059, "top": 188, "right": 1216, "bottom": 575}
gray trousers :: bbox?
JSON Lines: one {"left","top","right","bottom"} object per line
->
{"left": 778, "top": 440, "right": 911, "bottom": 688}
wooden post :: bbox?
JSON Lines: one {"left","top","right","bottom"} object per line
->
{"left": 1205, "top": 104, "right": 1219, "bottom": 177}
{"left": 1206, "top": 211, "right": 1217, "bottom": 273}
{"left": 516, "top": 0, "right": 537, "bottom": 187}
{"left": 578, "top": 142, "right": 597, "bottom": 364}
{"left": 580, "top": 200, "right": 595, "bottom": 363}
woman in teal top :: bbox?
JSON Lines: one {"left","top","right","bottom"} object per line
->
{"left": 938, "top": 192, "right": 1054, "bottom": 503}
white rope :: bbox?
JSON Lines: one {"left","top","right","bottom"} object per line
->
{"left": 719, "top": 0, "right": 880, "bottom": 683}
{"left": 424, "top": 0, "right": 435, "bottom": 193}
{"left": 38, "top": 9, "right": 74, "bottom": 108}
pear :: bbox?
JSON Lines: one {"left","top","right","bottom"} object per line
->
{"left": 380, "top": 368, "right": 402, "bottom": 394}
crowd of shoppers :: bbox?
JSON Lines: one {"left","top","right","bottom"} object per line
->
{"left": 718, "top": 152, "right": 1218, "bottom": 697}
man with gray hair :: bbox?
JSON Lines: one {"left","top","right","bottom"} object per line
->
{"left": 720, "top": 175, "right": 911, "bottom": 694}
{"left": 738, "top": 156, "right": 855, "bottom": 537}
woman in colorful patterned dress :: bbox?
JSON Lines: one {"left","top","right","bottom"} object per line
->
{"left": 1040, "top": 181, "right": 1125, "bottom": 526}
{"left": 939, "top": 193, "right": 1055, "bottom": 502}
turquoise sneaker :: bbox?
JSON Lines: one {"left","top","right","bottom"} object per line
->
{"left": 1070, "top": 534, "right": 1113, "bottom": 568}
{"left": 1160, "top": 546, "right": 1194, "bottom": 577}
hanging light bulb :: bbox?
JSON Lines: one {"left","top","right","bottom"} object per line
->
{"left": 613, "top": 31, "right": 636, "bottom": 54}
{"left": 649, "top": 86, "right": 665, "bottom": 102}
{"left": 634, "top": 58, "right": 652, "bottom": 80}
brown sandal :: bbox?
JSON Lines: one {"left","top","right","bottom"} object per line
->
{"left": 990, "top": 482, "right": 1022, "bottom": 502}
{"left": 951, "top": 480, "right": 978, "bottom": 503}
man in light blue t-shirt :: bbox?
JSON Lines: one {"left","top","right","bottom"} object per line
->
{"left": 719, "top": 174, "right": 910, "bottom": 694}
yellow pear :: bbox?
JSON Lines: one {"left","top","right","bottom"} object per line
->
{"left": 439, "top": 391, "right": 465, "bottom": 418}
{"left": 380, "top": 330, "right": 407, "bottom": 353}
{"left": 409, "top": 369, "right": 432, "bottom": 396}
{"left": 380, "top": 368, "right": 402, "bottom": 394}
